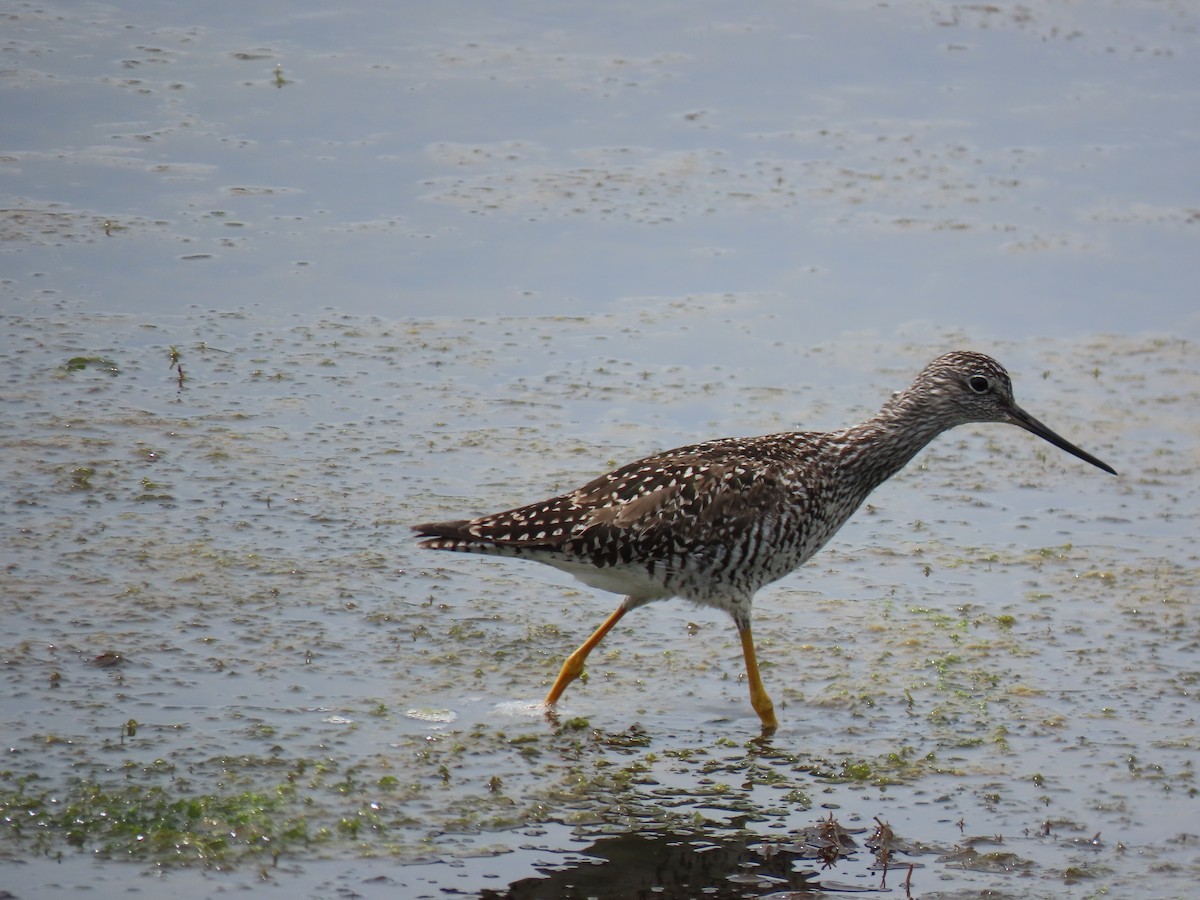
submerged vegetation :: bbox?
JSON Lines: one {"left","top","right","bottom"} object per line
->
{"left": 61, "top": 355, "right": 120, "bottom": 376}
{"left": 0, "top": 720, "right": 962, "bottom": 868}
{"left": 1, "top": 777, "right": 308, "bottom": 864}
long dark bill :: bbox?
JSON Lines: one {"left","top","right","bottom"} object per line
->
{"left": 1007, "top": 405, "right": 1117, "bottom": 475}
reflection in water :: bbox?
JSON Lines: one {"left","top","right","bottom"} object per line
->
{"left": 481, "top": 820, "right": 911, "bottom": 899}
{"left": 482, "top": 830, "right": 819, "bottom": 899}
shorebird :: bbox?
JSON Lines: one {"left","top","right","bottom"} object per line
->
{"left": 414, "top": 351, "right": 1115, "bottom": 733}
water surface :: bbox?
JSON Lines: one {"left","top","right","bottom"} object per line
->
{"left": 2, "top": 1, "right": 1197, "bottom": 898}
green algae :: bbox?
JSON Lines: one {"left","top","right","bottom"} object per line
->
{"left": 62, "top": 356, "right": 120, "bottom": 376}
{"left": 1, "top": 775, "right": 310, "bottom": 864}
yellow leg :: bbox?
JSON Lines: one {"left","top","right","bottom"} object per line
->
{"left": 544, "top": 603, "right": 628, "bottom": 707}
{"left": 739, "top": 622, "right": 778, "bottom": 734}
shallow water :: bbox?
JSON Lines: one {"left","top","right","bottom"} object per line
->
{"left": 3, "top": 309, "right": 1195, "bottom": 898}
{"left": 2, "top": 1, "right": 1198, "bottom": 898}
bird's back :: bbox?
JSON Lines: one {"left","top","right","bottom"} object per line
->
{"left": 415, "top": 430, "right": 870, "bottom": 603}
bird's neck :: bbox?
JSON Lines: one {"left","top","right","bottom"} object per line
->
{"left": 833, "top": 390, "right": 959, "bottom": 491}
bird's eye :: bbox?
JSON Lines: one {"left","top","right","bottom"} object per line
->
{"left": 968, "top": 375, "right": 991, "bottom": 394}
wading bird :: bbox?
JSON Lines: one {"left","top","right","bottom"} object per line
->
{"left": 415, "top": 351, "right": 1115, "bottom": 733}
